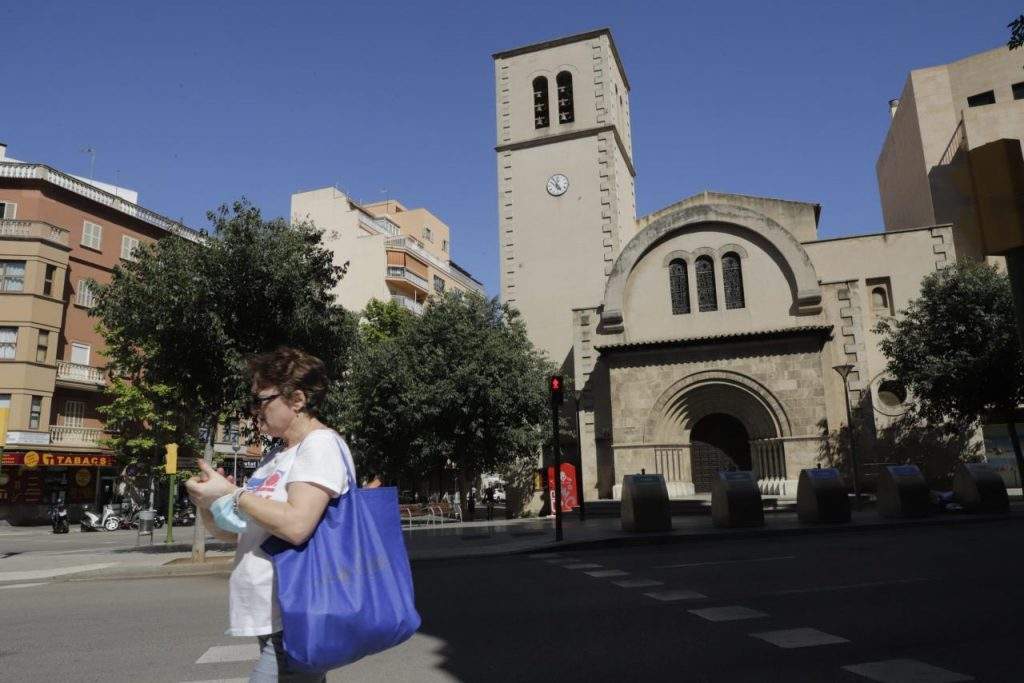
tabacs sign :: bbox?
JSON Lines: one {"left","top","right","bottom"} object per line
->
{"left": 0, "top": 452, "right": 115, "bottom": 468}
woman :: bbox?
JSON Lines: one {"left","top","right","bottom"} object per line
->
{"left": 186, "top": 347, "right": 356, "bottom": 682}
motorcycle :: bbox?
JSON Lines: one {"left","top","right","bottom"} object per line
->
{"left": 80, "top": 504, "right": 123, "bottom": 532}
{"left": 49, "top": 502, "right": 69, "bottom": 534}
{"left": 173, "top": 504, "right": 196, "bottom": 527}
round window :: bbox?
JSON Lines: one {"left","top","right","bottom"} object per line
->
{"left": 877, "top": 380, "right": 907, "bottom": 407}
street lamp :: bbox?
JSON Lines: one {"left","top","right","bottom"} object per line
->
{"left": 832, "top": 364, "right": 861, "bottom": 500}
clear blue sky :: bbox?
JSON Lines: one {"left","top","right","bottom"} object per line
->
{"left": 3, "top": 1, "right": 1019, "bottom": 295}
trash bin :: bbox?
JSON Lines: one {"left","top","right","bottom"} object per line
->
{"left": 796, "top": 468, "right": 850, "bottom": 523}
{"left": 711, "top": 471, "right": 764, "bottom": 528}
{"left": 621, "top": 473, "right": 671, "bottom": 532}
{"left": 136, "top": 509, "right": 155, "bottom": 545}
{"left": 876, "top": 464, "right": 930, "bottom": 518}
{"left": 953, "top": 462, "right": 1009, "bottom": 513}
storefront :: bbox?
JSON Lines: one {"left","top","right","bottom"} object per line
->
{"left": 0, "top": 450, "right": 116, "bottom": 524}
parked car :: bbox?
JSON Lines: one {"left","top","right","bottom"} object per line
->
{"left": 492, "top": 488, "right": 506, "bottom": 503}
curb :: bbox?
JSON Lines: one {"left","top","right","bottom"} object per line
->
{"left": 62, "top": 556, "right": 234, "bottom": 583}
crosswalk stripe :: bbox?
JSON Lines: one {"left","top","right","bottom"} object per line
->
{"left": 195, "top": 644, "right": 260, "bottom": 664}
{"left": 842, "top": 659, "right": 974, "bottom": 682}
{"left": 611, "top": 578, "right": 663, "bottom": 589}
{"left": 644, "top": 589, "right": 707, "bottom": 601}
{"left": 751, "top": 627, "right": 849, "bottom": 649}
{"left": 689, "top": 606, "right": 768, "bottom": 622}
{"left": 584, "top": 569, "right": 629, "bottom": 578}
{"left": 562, "top": 563, "right": 602, "bottom": 569}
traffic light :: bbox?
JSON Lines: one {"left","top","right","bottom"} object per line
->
{"left": 164, "top": 443, "right": 178, "bottom": 475}
{"left": 549, "top": 375, "right": 564, "bottom": 405}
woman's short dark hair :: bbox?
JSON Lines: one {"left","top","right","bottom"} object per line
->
{"left": 247, "top": 346, "right": 328, "bottom": 415}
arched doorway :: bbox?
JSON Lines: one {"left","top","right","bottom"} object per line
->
{"left": 690, "top": 414, "right": 751, "bottom": 493}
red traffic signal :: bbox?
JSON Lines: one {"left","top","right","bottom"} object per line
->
{"left": 549, "top": 375, "right": 564, "bottom": 404}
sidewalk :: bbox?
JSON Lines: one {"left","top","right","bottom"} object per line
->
{"left": 5, "top": 502, "right": 1023, "bottom": 583}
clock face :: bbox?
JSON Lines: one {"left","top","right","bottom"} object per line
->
{"left": 546, "top": 173, "right": 569, "bottom": 196}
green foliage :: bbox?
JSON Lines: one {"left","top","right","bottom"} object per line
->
{"left": 97, "top": 377, "right": 191, "bottom": 472}
{"left": 359, "top": 298, "right": 415, "bottom": 347}
{"left": 344, "top": 291, "right": 553, "bottom": 506}
{"left": 92, "top": 199, "right": 358, "bottom": 466}
{"left": 1009, "top": 14, "right": 1024, "bottom": 50}
{"left": 874, "top": 260, "right": 1024, "bottom": 426}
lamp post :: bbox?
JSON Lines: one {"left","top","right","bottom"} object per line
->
{"left": 832, "top": 364, "right": 861, "bottom": 500}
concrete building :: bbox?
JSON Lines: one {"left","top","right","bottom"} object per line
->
{"left": 291, "top": 188, "right": 483, "bottom": 315}
{"left": 0, "top": 142, "right": 204, "bottom": 520}
{"left": 877, "top": 45, "right": 1024, "bottom": 260}
{"left": 495, "top": 31, "right": 956, "bottom": 501}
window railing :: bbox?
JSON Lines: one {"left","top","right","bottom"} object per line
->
{"left": 49, "top": 425, "right": 104, "bottom": 446}
{"left": 57, "top": 361, "right": 106, "bottom": 385}
{"left": 390, "top": 294, "right": 424, "bottom": 315}
{"left": 939, "top": 118, "right": 967, "bottom": 167}
{"left": 0, "top": 219, "right": 70, "bottom": 246}
{"left": 385, "top": 266, "right": 429, "bottom": 290}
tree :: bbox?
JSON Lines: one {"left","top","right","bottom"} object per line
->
{"left": 344, "top": 292, "right": 552, "bottom": 513}
{"left": 1009, "top": 14, "right": 1024, "bottom": 50}
{"left": 93, "top": 200, "right": 357, "bottom": 558}
{"left": 875, "top": 260, "right": 1024, "bottom": 484}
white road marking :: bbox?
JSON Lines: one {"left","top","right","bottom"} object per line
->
{"left": 689, "top": 606, "right": 768, "bottom": 622}
{"left": 751, "top": 627, "right": 849, "bottom": 649}
{"left": 644, "top": 589, "right": 707, "bottom": 601}
{"left": 0, "top": 562, "right": 115, "bottom": 583}
{"left": 528, "top": 553, "right": 560, "bottom": 559}
{"left": 194, "top": 644, "right": 261, "bottom": 664}
{"left": 763, "top": 578, "right": 931, "bottom": 596}
{"left": 842, "top": 659, "right": 973, "bottom": 682}
{"left": 543, "top": 558, "right": 579, "bottom": 565}
{"left": 655, "top": 555, "right": 796, "bottom": 569}
{"left": 562, "top": 563, "right": 602, "bottom": 570}
{"left": 584, "top": 569, "right": 629, "bottom": 578}
{"left": 611, "top": 578, "right": 664, "bottom": 589}
{"left": 0, "top": 582, "right": 48, "bottom": 590}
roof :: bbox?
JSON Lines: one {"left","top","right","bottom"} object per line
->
{"left": 449, "top": 259, "right": 485, "bottom": 288}
{"left": 594, "top": 325, "right": 834, "bottom": 352}
{"left": 492, "top": 28, "right": 630, "bottom": 91}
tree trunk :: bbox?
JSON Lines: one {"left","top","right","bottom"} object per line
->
{"left": 191, "top": 420, "right": 217, "bottom": 563}
{"left": 1007, "top": 413, "right": 1024, "bottom": 494}
{"left": 456, "top": 468, "right": 470, "bottom": 522}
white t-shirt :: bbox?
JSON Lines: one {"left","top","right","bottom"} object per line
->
{"left": 227, "top": 428, "right": 355, "bottom": 637}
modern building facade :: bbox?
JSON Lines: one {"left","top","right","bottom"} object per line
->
{"left": 291, "top": 187, "right": 484, "bottom": 315}
{"left": 495, "top": 31, "right": 956, "bottom": 501}
{"left": 0, "top": 143, "right": 204, "bottom": 521}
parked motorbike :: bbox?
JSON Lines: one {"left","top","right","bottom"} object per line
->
{"left": 173, "top": 504, "right": 196, "bottom": 527}
{"left": 49, "top": 502, "right": 69, "bottom": 534}
{"left": 80, "top": 504, "right": 122, "bottom": 532}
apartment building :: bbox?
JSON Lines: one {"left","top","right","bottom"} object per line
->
{"left": 0, "top": 143, "right": 203, "bottom": 521}
{"left": 290, "top": 187, "right": 484, "bottom": 315}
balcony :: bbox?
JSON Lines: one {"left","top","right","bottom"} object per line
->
{"left": 0, "top": 219, "right": 70, "bottom": 247}
{"left": 391, "top": 294, "right": 425, "bottom": 315}
{"left": 385, "top": 265, "right": 429, "bottom": 291}
{"left": 49, "top": 425, "right": 104, "bottom": 447}
{"left": 56, "top": 361, "right": 107, "bottom": 390}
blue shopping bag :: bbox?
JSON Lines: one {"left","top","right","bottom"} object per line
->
{"left": 261, "top": 437, "right": 420, "bottom": 671}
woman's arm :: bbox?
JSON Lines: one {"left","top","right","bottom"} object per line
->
{"left": 198, "top": 505, "right": 239, "bottom": 543}
{"left": 237, "top": 481, "right": 331, "bottom": 546}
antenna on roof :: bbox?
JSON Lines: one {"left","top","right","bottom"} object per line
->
{"left": 80, "top": 147, "right": 96, "bottom": 180}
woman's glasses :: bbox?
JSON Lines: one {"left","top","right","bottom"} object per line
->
{"left": 249, "top": 393, "right": 281, "bottom": 414}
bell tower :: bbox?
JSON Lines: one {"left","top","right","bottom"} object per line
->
{"left": 493, "top": 29, "right": 636, "bottom": 365}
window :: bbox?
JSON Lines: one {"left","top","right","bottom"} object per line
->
{"left": 63, "top": 400, "right": 85, "bottom": 428}
{"left": 877, "top": 380, "right": 907, "bottom": 408}
{"left": 1013, "top": 82, "right": 1024, "bottom": 100}
{"left": 967, "top": 90, "right": 996, "bottom": 107}
{"left": 0, "top": 327, "right": 16, "bottom": 359}
{"left": 442, "top": 239, "right": 449, "bottom": 253}
{"left": 82, "top": 221, "right": 103, "bottom": 250}
{"left": 121, "top": 235, "right": 140, "bottom": 260}
{"left": 43, "top": 264, "right": 56, "bottom": 297}
{"left": 36, "top": 330, "right": 49, "bottom": 363}
{"left": 0, "top": 394, "right": 9, "bottom": 409}
{"left": 556, "top": 71, "right": 575, "bottom": 124}
{"left": 533, "top": 76, "right": 550, "bottom": 129}
{"left": 695, "top": 256, "right": 718, "bottom": 312}
{"left": 722, "top": 252, "right": 745, "bottom": 309}
{"left": 70, "top": 342, "right": 91, "bottom": 365}
{"left": 0, "top": 201, "right": 16, "bottom": 219}
{"left": 669, "top": 259, "right": 690, "bottom": 314}
{"left": 422, "top": 226, "right": 432, "bottom": 242}
{"left": 76, "top": 279, "right": 97, "bottom": 308}
{"left": 28, "top": 395, "right": 42, "bottom": 429}
{"left": 0, "top": 260, "right": 25, "bottom": 292}
{"left": 871, "top": 287, "right": 889, "bottom": 312}
{"left": 433, "top": 275, "right": 446, "bottom": 294}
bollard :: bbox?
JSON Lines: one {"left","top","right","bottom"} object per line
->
{"left": 796, "top": 468, "right": 850, "bottom": 523}
{"left": 711, "top": 471, "right": 764, "bottom": 528}
{"left": 621, "top": 473, "right": 671, "bottom": 532}
{"left": 953, "top": 462, "right": 1009, "bottom": 513}
{"left": 876, "top": 464, "right": 930, "bottom": 518}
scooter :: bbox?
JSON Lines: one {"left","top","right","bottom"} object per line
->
{"left": 79, "top": 504, "right": 122, "bottom": 532}
{"left": 49, "top": 502, "right": 69, "bottom": 534}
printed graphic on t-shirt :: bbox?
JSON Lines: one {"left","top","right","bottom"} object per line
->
{"left": 246, "top": 469, "right": 285, "bottom": 498}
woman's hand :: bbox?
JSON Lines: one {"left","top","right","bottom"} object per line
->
{"left": 185, "top": 460, "right": 238, "bottom": 510}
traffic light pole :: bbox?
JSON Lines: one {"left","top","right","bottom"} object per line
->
{"left": 551, "top": 400, "right": 563, "bottom": 542}
{"left": 165, "top": 474, "right": 175, "bottom": 544}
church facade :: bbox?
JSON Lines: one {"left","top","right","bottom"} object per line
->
{"left": 493, "top": 30, "right": 955, "bottom": 500}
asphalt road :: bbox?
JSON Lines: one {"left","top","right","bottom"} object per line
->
{"left": 2, "top": 520, "right": 1022, "bottom": 682}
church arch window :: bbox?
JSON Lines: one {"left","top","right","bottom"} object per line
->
{"left": 695, "top": 255, "right": 717, "bottom": 312}
{"left": 871, "top": 287, "right": 888, "bottom": 311}
{"left": 556, "top": 71, "right": 575, "bottom": 124}
{"left": 669, "top": 259, "right": 690, "bottom": 314}
{"left": 722, "top": 252, "right": 745, "bottom": 309}
{"left": 533, "top": 77, "right": 550, "bottom": 129}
